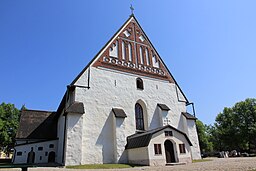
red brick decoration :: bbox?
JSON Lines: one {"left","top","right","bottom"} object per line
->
{"left": 93, "top": 17, "right": 174, "bottom": 83}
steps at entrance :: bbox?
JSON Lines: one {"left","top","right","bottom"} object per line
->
{"left": 166, "top": 162, "right": 186, "bottom": 166}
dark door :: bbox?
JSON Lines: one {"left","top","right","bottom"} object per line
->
{"left": 48, "top": 151, "right": 55, "bottom": 163}
{"left": 164, "top": 140, "right": 176, "bottom": 163}
{"left": 27, "top": 148, "right": 35, "bottom": 164}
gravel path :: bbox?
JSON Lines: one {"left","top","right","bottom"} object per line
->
{"left": 1, "top": 157, "right": 256, "bottom": 171}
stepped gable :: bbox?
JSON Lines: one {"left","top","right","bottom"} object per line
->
{"left": 92, "top": 15, "right": 175, "bottom": 83}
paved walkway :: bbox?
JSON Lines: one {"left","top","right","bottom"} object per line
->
{"left": 1, "top": 157, "right": 256, "bottom": 171}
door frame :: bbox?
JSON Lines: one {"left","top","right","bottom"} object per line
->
{"left": 164, "top": 140, "right": 177, "bottom": 163}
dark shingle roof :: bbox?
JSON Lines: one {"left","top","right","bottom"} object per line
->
{"left": 126, "top": 125, "right": 192, "bottom": 149}
{"left": 66, "top": 102, "right": 85, "bottom": 114}
{"left": 112, "top": 108, "right": 127, "bottom": 118}
{"left": 182, "top": 112, "right": 197, "bottom": 120}
{"left": 157, "top": 104, "right": 170, "bottom": 111}
{"left": 16, "top": 110, "right": 57, "bottom": 139}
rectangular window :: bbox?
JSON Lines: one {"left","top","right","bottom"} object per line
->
{"left": 154, "top": 144, "right": 162, "bottom": 155}
{"left": 164, "top": 131, "right": 173, "bottom": 137}
{"left": 179, "top": 144, "right": 186, "bottom": 154}
{"left": 17, "top": 152, "right": 22, "bottom": 156}
{"left": 38, "top": 147, "right": 43, "bottom": 151}
{"left": 49, "top": 144, "right": 54, "bottom": 148}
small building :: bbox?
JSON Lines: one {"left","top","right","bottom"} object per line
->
{"left": 13, "top": 14, "right": 201, "bottom": 166}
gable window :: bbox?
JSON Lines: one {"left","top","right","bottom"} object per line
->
{"left": 179, "top": 144, "right": 186, "bottom": 154}
{"left": 135, "top": 103, "right": 144, "bottom": 130}
{"left": 165, "top": 131, "right": 173, "bottom": 137}
{"left": 136, "top": 78, "right": 144, "bottom": 90}
{"left": 154, "top": 144, "right": 162, "bottom": 155}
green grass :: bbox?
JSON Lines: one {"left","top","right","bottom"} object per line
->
{"left": 66, "top": 164, "right": 137, "bottom": 169}
{"left": 192, "top": 159, "right": 212, "bottom": 163}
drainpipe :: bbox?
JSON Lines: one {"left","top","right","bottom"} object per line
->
{"left": 186, "top": 102, "right": 196, "bottom": 117}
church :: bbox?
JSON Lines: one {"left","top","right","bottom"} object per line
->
{"left": 13, "top": 14, "right": 201, "bottom": 166}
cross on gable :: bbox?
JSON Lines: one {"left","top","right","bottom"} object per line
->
{"left": 92, "top": 15, "right": 176, "bottom": 83}
{"left": 130, "top": 4, "right": 134, "bottom": 15}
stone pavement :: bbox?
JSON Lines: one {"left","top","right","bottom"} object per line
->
{"left": 1, "top": 157, "right": 256, "bottom": 171}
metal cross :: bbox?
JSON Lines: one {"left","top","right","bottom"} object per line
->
{"left": 130, "top": 4, "right": 134, "bottom": 15}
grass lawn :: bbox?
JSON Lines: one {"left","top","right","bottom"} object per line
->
{"left": 192, "top": 159, "right": 213, "bottom": 163}
{"left": 66, "top": 164, "right": 137, "bottom": 169}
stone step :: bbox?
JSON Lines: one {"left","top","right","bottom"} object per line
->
{"left": 166, "top": 162, "right": 186, "bottom": 166}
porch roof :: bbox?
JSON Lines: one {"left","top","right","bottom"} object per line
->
{"left": 125, "top": 125, "right": 192, "bottom": 149}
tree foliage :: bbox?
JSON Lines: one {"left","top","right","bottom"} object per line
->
{"left": 196, "top": 120, "right": 213, "bottom": 153}
{"left": 0, "top": 103, "right": 21, "bottom": 150}
{"left": 210, "top": 98, "right": 256, "bottom": 152}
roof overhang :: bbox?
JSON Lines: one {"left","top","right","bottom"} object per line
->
{"left": 126, "top": 125, "right": 192, "bottom": 149}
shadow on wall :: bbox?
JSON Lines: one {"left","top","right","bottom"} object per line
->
{"left": 178, "top": 114, "right": 186, "bottom": 133}
{"left": 118, "top": 150, "right": 128, "bottom": 164}
{"left": 96, "top": 112, "right": 115, "bottom": 163}
{"left": 149, "top": 107, "right": 161, "bottom": 129}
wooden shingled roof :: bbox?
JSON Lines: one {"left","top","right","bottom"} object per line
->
{"left": 16, "top": 110, "right": 57, "bottom": 140}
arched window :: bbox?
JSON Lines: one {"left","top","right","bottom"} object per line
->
{"left": 136, "top": 78, "right": 144, "bottom": 90}
{"left": 145, "top": 48, "right": 150, "bottom": 65}
{"left": 122, "top": 41, "right": 126, "bottom": 60}
{"left": 139, "top": 46, "right": 144, "bottom": 64}
{"left": 128, "top": 43, "right": 132, "bottom": 61}
{"left": 135, "top": 103, "right": 144, "bottom": 130}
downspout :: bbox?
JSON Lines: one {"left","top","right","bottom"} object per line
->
{"left": 175, "top": 84, "right": 196, "bottom": 117}
{"left": 62, "top": 67, "right": 91, "bottom": 164}
{"left": 186, "top": 102, "right": 196, "bottom": 118}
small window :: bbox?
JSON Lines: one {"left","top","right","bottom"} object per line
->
{"left": 165, "top": 131, "right": 173, "bottom": 137}
{"left": 17, "top": 152, "right": 22, "bottom": 156}
{"left": 49, "top": 144, "right": 54, "bottom": 148}
{"left": 179, "top": 144, "right": 186, "bottom": 154}
{"left": 154, "top": 144, "right": 162, "bottom": 155}
{"left": 38, "top": 147, "right": 43, "bottom": 151}
{"left": 40, "top": 156, "right": 42, "bottom": 160}
{"left": 136, "top": 78, "right": 144, "bottom": 90}
{"left": 45, "top": 152, "right": 48, "bottom": 156}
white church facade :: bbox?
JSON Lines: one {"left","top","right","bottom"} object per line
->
{"left": 13, "top": 14, "right": 201, "bottom": 166}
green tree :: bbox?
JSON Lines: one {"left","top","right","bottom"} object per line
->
{"left": 196, "top": 120, "right": 213, "bottom": 153}
{"left": 212, "top": 98, "right": 256, "bottom": 153}
{"left": 0, "top": 103, "right": 21, "bottom": 151}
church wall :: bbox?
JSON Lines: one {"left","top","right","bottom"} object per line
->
{"left": 65, "top": 113, "right": 84, "bottom": 166}
{"left": 14, "top": 140, "right": 58, "bottom": 164}
{"left": 113, "top": 115, "right": 128, "bottom": 163}
{"left": 72, "top": 66, "right": 187, "bottom": 165}
{"left": 187, "top": 120, "right": 201, "bottom": 160}
{"left": 127, "top": 147, "right": 149, "bottom": 165}
{"left": 56, "top": 114, "right": 65, "bottom": 164}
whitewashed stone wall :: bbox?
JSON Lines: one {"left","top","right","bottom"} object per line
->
{"left": 68, "top": 66, "right": 188, "bottom": 165}
{"left": 149, "top": 128, "right": 192, "bottom": 165}
{"left": 14, "top": 140, "right": 58, "bottom": 164}
{"left": 65, "top": 113, "right": 84, "bottom": 166}
{"left": 127, "top": 147, "right": 149, "bottom": 165}
{"left": 187, "top": 120, "right": 201, "bottom": 159}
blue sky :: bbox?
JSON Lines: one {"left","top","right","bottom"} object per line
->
{"left": 1, "top": 0, "right": 256, "bottom": 125}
